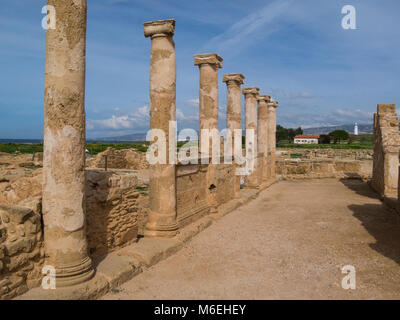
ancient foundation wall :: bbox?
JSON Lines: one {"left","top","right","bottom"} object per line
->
{"left": 277, "top": 159, "right": 372, "bottom": 180}
{"left": 277, "top": 148, "right": 373, "bottom": 161}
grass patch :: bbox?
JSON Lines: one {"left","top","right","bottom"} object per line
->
{"left": 0, "top": 142, "right": 150, "bottom": 154}
{"left": 277, "top": 143, "right": 372, "bottom": 150}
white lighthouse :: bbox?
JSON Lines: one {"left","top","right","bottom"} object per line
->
{"left": 354, "top": 122, "right": 359, "bottom": 135}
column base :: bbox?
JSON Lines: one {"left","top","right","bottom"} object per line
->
{"left": 54, "top": 256, "right": 94, "bottom": 288}
{"left": 144, "top": 214, "right": 179, "bottom": 238}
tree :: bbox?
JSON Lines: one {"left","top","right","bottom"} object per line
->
{"left": 319, "top": 134, "right": 331, "bottom": 144}
{"left": 329, "top": 130, "right": 349, "bottom": 144}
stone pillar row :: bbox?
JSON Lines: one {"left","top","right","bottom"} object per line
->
{"left": 42, "top": 10, "right": 279, "bottom": 288}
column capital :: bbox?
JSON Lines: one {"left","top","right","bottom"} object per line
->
{"left": 144, "top": 19, "right": 175, "bottom": 38}
{"left": 194, "top": 53, "right": 223, "bottom": 68}
{"left": 223, "top": 73, "right": 245, "bottom": 85}
{"left": 268, "top": 100, "right": 279, "bottom": 108}
{"left": 242, "top": 87, "right": 259, "bottom": 96}
{"left": 257, "top": 94, "right": 271, "bottom": 103}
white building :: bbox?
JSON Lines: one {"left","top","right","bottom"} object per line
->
{"left": 354, "top": 122, "right": 359, "bottom": 135}
{"left": 294, "top": 135, "right": 320, "bottom": 144}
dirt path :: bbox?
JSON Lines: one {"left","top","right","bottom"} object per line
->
{"left": 103, "top": 179, "right": 400, "bottom": 299}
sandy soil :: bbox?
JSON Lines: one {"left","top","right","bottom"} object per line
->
{"left": 103, "top": 179, "right": 400, "bottom": 299}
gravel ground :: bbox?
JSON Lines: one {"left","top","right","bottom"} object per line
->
{"left": 103, "top": 179, "right": 400, "bottom": 300}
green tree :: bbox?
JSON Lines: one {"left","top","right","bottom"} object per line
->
{"left": 329, "top": 130, "right": 349, "bottom": 144}
{"left": 319, "top": 134, "right": 331, "bottom": 144}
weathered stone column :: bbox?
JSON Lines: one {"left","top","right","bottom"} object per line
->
{"left": 143, "top": 19, "right": 178, "bottom": 237}
{"left": 243, "top": 87, "right": 260, "bottom": 188}
{"left": 194, "top": 53, "right": 223, "bottom": 212}
{"left": 257, "top": 95, "right": 271, "bottom": 182}
{"left": 42, "top": 0, "right": 93, "bottom": 287}
{"left": 194, "top": 53, "right": 223, "bottom": 156}
{"left": 267, "top": 100, "right": 279, "bottom": 180}
{"left": 371, "top": 104, "right": 400, "bottom": 198}
{"left": 223, "top": 73, "right": 245, "bottom": 198}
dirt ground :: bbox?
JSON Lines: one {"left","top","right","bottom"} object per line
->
{"left": 103, "top": 179, "right": 400, "bottom": 300}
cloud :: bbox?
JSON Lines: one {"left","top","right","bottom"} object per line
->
{"left": 186, "top": 98, "right": 199, "bottom": 108}
{"left": 283, "top": 92, "right": 315, "bottom": 100}
{"left": 203, "top": 0, "right": 293, "bottom": 55}
{"left": 277, "top": 108, "right": 374, "bottom": 129}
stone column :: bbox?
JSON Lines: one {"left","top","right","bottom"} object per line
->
{"left": 223, "top": 73, "right": 245, "bottom": 198}
{"left": 42, "top": 0, "right": 93, "bottom": 287}
{"left": 267, "top": 101, "right": 279, "bottom": 180}
{"left": 257, "top": 95, "right": 271, "bottom": 182}
{"left": 243, "top": 87, "right": 260, "bottom": 188}
{"left": 143, "top": 19, "right": 178, "bottom": 237}
{"left": 194, "top": 53, "right": 223, "bottom": 212}
{"left": 194, "top": 53, "right": 223, "bottom": 157}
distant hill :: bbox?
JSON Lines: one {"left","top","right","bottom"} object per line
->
{"left": 89, "top": 133, "right": 147, "bottom": 142}
{"left": 302, "top": 124, "right": 373, "bottom": 135}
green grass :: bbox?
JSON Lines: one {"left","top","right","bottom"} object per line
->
{"left": 0, "top": 142, "right": 150, "bottom": 154}
{"left": 277, "top": 143, "right": 372, "bottom": 150}
{"left": 0, "top": 143, "right": 44, "bottom": 154}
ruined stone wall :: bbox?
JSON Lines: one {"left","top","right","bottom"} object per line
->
{"left": 277, "top": 148, "right": 373, "bottom": 161}
{"left": 215, "top": 163, "right": 236, "bottom": 208}
{"left": 276, "top": 159, "right": 372, "bottom": 180}
{"left": 85, "top": 170, "right": 149, "bottom": 258}
{"left": 371, "top": 104, "right": 400, "bottom": 198}
{"left": 86, "top": 148, "right": 149, "bottom": 170}
{"left": 0, "top": 201, "right": 44, "bottom": 300}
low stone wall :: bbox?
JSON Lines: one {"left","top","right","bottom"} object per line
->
{"left": 86, "top": 148, "right": 149, "bottom": 170}
{"left": 277, "top": 159, "right": 372, "bottom": 180}
{"left": 176, "top": 164, "right": 210, "bottom": 227}
{"left": 277, "top": 148, "right": 373, "bottom": 161}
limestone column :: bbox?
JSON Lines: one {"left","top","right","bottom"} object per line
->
{"left": 243, "top": 87, "right": 260, "bottom": 188}
{"left": 42, "top": 0, "right": 93, "bottom": 287}
{"left": 194, "top": 53, "right": 223, "bottom": 212}
{"left": 267, "top": 101, "right": 279, "bottom": 180}
{"left": 257, "top": 95, "right": 271, "bottom": 182}
{"left": 143, "top": 19, "right": 178, "bottom": 237}
{"left": 223, "top": 73, "right": 245, "bottom": 198}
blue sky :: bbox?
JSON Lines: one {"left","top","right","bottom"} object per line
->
{"left": 0, "top": 0, "right": 399, "bottom": 139}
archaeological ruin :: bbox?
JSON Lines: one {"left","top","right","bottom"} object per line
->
{"left": 1, "top": 1, "right": 400, "bottom": 301}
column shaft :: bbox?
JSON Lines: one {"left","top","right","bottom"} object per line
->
{"left": 257, "top": 95, "right": 271, "bottom": 182}
{"left": 223, "top": 73, "right": 245, "bottom": 198}
{"left": 144, "top": 19, "right": 178, "bottom": 237}
{"left": 267, "top": 101, "right": 278, "bottom": 180}
{"left": 243, "top": 87, "right": 260, "bottom": 188}
{"left": 42, "top": 0, "right": 93, "bottom": 287}
{"left": 194, "top": 54, "right": 223, "bottom": 213}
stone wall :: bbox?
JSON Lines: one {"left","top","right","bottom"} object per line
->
{"left": 277, "top": 148, "right": 373, "bottom": 161}
{"left": 277, "top": 159, "right": 372, "bottom": 180}
{"left": 86, "top": 148, "right": 149, "bottom": 170}
{"left": 176, "top": 163, "right": 210, "bottom": 227}
{"left": 85, "top": 170, "right": 149, "bottom": 258}
{"left": 0, "top": 201, "right": 44, "bottom": 299}
{"left": 371, "top": 104, "right": 400, "bottom": 198}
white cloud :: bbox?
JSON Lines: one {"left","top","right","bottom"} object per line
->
{"left": 204, "top": 0, "right": 293, "bottom": 55}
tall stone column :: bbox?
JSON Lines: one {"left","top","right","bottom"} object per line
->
{"left": 257, "top": 95, "right": 271, "bottom": 182}
{"left": 223, "top": 73, "right": 245, "bottom": 198}
{"left": 267, "top": 101, "right": 279, "bottom": 180}
{"left": 243, "top": 87, "right": 260, "bottom": 188}
{"left": 143, "top": 19, "right": 178, "bottom": 237}
{"left": 42, "top": 0, "right": 93, "bottom": 287}
{"left": 194, "top": 53, "right": 223, "bottom": 212}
